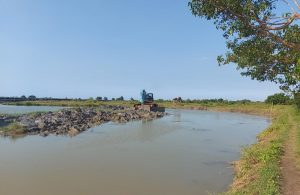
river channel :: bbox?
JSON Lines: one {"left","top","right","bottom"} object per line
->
{"left": 0, "top": 107, "right": 269, "bottom": 195}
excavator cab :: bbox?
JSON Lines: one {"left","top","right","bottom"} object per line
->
{"left": 144, "top": 93, "right": 153, "bottom": 104}
{"left": 141, "top": 90, "right": 153, "bottom": 104}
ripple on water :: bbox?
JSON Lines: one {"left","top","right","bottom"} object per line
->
{"left": 191, "top": 128, "right": 212, "bottom": 132}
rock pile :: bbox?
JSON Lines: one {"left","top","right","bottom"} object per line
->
{"left": 0, "top": 106, "right": 165, "bottom": 137}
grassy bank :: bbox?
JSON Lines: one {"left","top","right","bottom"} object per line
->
{"left": 159, "top": 101, "right": 273, "bottom": 116}
{"left": 159, "top": 102, "right": 299, "bottom": 194}
{"left": 220, "top": 106, "right": 300, "bottom": 195}
{"left": 295, "top": 110, "right": 300, "bottom": 169}
{"left": 0, "top": 122, "right": 24, "bottom": 136}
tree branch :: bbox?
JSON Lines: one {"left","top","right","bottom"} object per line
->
{"left": 254, "top": 14, "right": 300, "bottom": 51}
{"left": 282, "top": 0, "right": 297, "bottom": 13}
{"left": 194, "top": 0, "right": 300, "bottom": 51}
{"left": 262, "top": 13, "right": 299, "bottom": 30}
{"left": 291, "top": 0, "right": 300, "bottom": 10}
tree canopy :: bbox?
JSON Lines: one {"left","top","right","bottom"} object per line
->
{"left": 265, "top": 93, "right": 291, "bottom": 104}
{"left": 189, "top": 0, "right": 300, "bottom": 92}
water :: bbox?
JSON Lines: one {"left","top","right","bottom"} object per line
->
{"left": 0, "top": 108, "right": 269, "bottom": 195}
{"left": 0, "top": 104, "right": 63, "bottom": 114}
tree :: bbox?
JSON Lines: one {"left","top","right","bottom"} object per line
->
{"left": 265, "top": 93, "right": 291, "bottom": 104}
{"left": 103, "top": 97, "right": 108, "bottom": 101}
{"left": 294, "top": 93, "right": 300, "bottom": 108}
{"left": 173, "top": 97, "right": 183, "bottom": 102}
{"left": 189, "top": 0, "right": 300, "bottom": 92}
{"left": 96, "top": 96, "right": 102, "bottom": 101}
{"left": 186, "top": 98, "right": 192, "bottom": 103}
{"left": 238, "top": 99, "right": 252, "bottom": 104}
{"left": 20, "top": 95, "right": 26, "bottom": 99}
{"left": 28, "top": 95, "right": 36, "bottom": 100}
{"left": 116, "top": 96, "right": 124, "bottom": 101}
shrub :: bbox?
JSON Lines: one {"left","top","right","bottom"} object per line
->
{"left": 116, "top": 96, "right": 124, "bottom": 101}
{"left": 265, "top": 93, "right": 290, "bottom": 105}
{"left": 28, "top": 95, "right": 36, "bottom": 100}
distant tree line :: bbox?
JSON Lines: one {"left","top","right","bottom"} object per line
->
{"left": 0, "top": 95, "right": 73, "bottom": 102}
{"left": 0, "top": 95, "right": 137, "bottom": 102}
{"left": 157, "top": 97, "right": 253, "bottom": 105}
{"left": 265, "top": 93, "right": 291, "bottom": 105}
{"left": 168, "top": 94, "right": 300, "bottom": 108}
{"left": 94, "top": 96, "right": 136, "bottom": 101}
{"left": 264, "top": 93, "right": 300, "bottom": 109}
{"left": 261, "top": 92, "right": 300, "bottom": 110}
{"left": 3, "top": 94, "right": 299, "bottom": 108}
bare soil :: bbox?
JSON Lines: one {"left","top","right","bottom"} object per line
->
{"left": 281, "top": 119, "right": 300, "bottom": 195}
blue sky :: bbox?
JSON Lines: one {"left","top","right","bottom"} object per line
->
{"left": 0, "top": 0, "right": 280, "bottom": 100}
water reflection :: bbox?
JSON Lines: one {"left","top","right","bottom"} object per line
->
{"left": 172, "top": 111, "right": 182, "bottom": 122}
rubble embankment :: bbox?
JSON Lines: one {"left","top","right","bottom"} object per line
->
{"left": 0, "top": 106, "right": 165, "bottom": 137}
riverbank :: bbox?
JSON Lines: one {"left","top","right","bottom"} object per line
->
{"left": 2, "top": 100, "right": 270, "bottom": 114}
{"left": 199, "top": 104, "right": 300, "bottom": 194}
{"left": 0, "top": 106, "right": 164, "bottom": 137}
{"left": 221, "top": 105, "right": 289, "bottom": 194}
{"left": 158, "top": 102, "right": 300, "bottom": 194}
{"left": 195, "top": 104, "right": 300, "bottom": 194}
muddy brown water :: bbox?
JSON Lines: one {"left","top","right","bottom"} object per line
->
{"left": 0, "top": 108, "right": 269, "bottom": 195}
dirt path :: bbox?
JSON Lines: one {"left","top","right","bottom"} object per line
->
{"left": 281, "top": 117, "right": 300, "bottom": 195}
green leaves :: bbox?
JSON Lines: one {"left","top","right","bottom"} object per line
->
{"left": 189, "top": 0, "right": 300, "bottom": 92}
{"left": 265, "top": 93, "right": 291, "bottom": 105}
{"left": 296, "top": 59, "right": 300, "bottom": 72}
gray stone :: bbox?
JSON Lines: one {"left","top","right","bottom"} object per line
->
{"left": 2, "top": 105, "right": 165, "bottom": 137}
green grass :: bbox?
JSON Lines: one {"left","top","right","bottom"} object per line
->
{"left": 158, "top": 101, "right": 275, "bottom": 117}
{"left": 295, "top": 109, "right": 300, "bottom": 169}
{"left": 224, "top": 106, "right": 296, "bottom": 195}
{"left": 0, "top": 122, "right": 24, "bottom": 135}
